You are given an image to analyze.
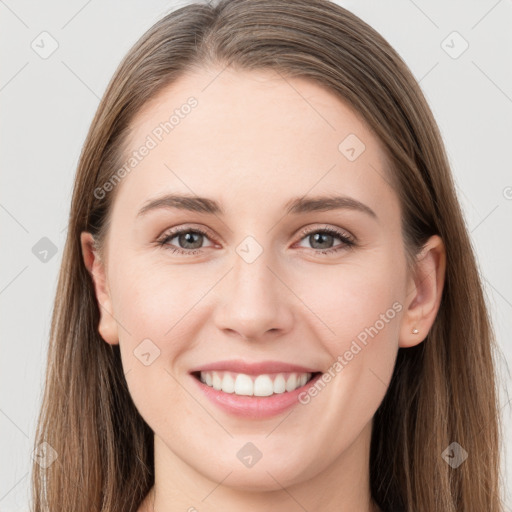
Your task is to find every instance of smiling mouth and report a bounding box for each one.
[191,370,321,397]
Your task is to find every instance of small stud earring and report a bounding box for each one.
[412,328,419,334]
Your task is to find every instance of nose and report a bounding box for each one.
[213,245,294,341]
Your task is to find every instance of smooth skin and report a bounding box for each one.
[81,67,445,512]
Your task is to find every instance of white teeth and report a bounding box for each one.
[222,373,235,393]
[254,375,273,396]
[198,371,313,396]
[212,371,222,390]
[285,373,297,392]
[273,374,286,394]
[234,374,253,395]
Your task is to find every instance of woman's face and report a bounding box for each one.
[82,67,437,492]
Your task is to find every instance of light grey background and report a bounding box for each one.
[1,0,511,510]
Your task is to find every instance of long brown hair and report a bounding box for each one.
[31,1,504,510]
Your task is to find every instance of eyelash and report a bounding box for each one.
[156,225,355,256]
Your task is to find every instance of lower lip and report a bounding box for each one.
[190,372,322,419]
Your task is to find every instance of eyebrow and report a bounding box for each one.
[136,193,377,219]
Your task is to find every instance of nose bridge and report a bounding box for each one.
[231,234,278,303]
[213,233,292,339]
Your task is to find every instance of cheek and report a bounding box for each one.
[296,253,404,353]
[315,254,404,403]
[110,257,204,337]
[294,252,404,422]
[109,260,202,431]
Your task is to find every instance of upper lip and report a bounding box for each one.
[189,359,321,376]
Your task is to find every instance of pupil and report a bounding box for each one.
[180,232,202,249]
[312,233,332,249]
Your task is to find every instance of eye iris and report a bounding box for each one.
[179,232,203,249]
[310,232,334,250]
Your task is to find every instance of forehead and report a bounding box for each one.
[112,66,397,221]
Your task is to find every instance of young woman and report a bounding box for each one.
[31,0,504,511]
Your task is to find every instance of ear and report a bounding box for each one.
[80,232,119,345]
[399,234,446,348]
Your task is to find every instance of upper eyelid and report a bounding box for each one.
[159,224,217,242]
[298,225,354,240]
